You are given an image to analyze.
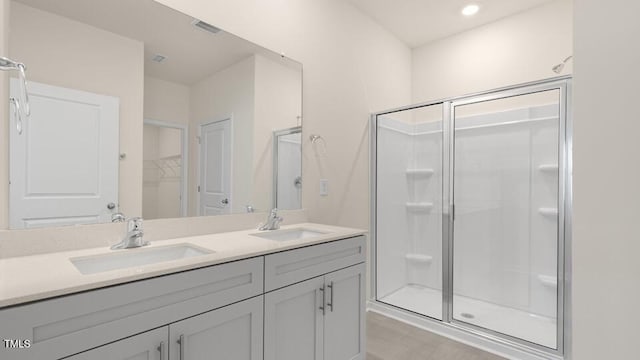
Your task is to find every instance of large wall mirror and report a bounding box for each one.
[5,0,302,229]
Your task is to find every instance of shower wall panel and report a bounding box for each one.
[453,94,560,348]
[376,117,412,299]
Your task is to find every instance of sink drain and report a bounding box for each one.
[460,312,475,319]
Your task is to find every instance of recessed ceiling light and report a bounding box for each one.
[461,4,480,16]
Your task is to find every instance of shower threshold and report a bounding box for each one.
[379,285,556,349]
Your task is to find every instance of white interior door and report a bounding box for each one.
[9,79,119,229]
[199,119,231,216]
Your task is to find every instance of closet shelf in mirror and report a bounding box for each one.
[143,158,181,179]
[406,168,435,177]
[538,164,559,173]
[405,253,433,264]
[406,202,433,212]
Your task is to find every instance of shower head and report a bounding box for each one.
[552,55,573,74]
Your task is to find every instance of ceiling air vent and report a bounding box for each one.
[191,19,222,35]
[151,54,167,63]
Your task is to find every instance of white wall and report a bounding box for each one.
[412,0,573,103]
[144,76,190,125]
[572,0,640,358]
[156,0,412,230]
[8,2,144,217]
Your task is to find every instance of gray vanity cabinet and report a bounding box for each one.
[169,296,263,360]
[64,327,168,360]
[264,276,326,360]
[65,296,263,360]
[0,235,365,360]
[264,264,365,360]
[323,264,366,360]
[263,236,366,360]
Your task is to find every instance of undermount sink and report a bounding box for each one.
[70,243,213,275]
[250,228,328,241]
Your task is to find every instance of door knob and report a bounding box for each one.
[221,198,229,205]
[107,202,116,210]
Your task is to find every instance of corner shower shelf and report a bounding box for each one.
[538,207,558,217]
[406,168,435,177]
[405,253,433,264]
[538,275,557,289]
[406,202,434,212]
[538,164,559,173]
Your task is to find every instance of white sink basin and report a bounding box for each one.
[70,243,213,275]
[251,228,328,241]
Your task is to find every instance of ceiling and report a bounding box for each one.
[15,0,300,85]
[344,0,558,48]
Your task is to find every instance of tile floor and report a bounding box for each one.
[367,311,506,360]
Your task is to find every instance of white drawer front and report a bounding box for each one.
[264,236,366,292]
[0,256,263,360]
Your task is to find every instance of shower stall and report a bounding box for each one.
[370,77,570,358]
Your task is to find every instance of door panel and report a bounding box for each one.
[452,89,560,348]
[65,327,167,360]
[264,276,325,360]
[199,119,231,215]
[9,79,119,229]
[324,264,365,360]
[170,296,263,360]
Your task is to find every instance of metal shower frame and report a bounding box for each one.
[369,76,572,359]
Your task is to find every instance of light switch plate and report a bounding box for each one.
[319,179,329,196]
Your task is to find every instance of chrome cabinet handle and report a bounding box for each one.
[318,285,326,315]
[327,281,334,312]
[157,341,166,360]
[177,334,186,360]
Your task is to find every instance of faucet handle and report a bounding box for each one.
[127,217,143,232]
[111,212,125,223]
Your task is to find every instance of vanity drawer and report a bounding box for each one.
[264,235,366,292]
[0,256,263,360]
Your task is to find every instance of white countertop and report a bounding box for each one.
[0,223,366,309]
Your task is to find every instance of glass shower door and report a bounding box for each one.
[375,103,444,320]
[451,89,562,349]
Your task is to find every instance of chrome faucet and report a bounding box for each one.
[259,208,283,231]
[111,217,148,250]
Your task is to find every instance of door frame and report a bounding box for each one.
[369,75,572,359]
[197,115,233,216]
[143,119,188,217]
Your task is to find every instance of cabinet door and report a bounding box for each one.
[324,264,366,360]
[169,296,263,360]
[264,276,325,360]
[64,327,168,360]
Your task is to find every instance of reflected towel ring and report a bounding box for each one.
[309,134,327,157]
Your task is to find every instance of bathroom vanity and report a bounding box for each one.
[0,224,366,360]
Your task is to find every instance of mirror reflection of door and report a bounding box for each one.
[142,120,187,220]
[199,118,232,216]
[9,79,119,229]
[273,127,302,210]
